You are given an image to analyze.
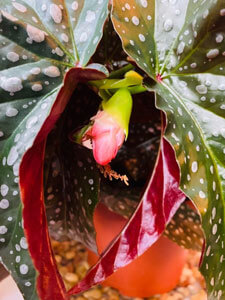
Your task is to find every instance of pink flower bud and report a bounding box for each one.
[86,110,125,165]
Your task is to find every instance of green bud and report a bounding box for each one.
[102,87,133,138]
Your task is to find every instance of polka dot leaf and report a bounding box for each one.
[45,143,100,252]
[0,0,109,299]
[44,84,101,253]
[0,86,63,300]
[164,202,204,251]
[112,0,225,298]
[1,0,109,66]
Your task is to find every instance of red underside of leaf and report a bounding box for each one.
[20,139,68,300]
[19,85,73,300]
[68,137,186,296]
[19,68,107,300]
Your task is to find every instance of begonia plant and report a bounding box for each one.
[0,0,224,299]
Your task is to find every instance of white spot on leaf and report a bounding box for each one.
[0,184,9,197]
[27,25,45,43]
[210,277,215,287]
[20,264,29,275]
[216,33,224,43]
[13,162,19,176]
[212,224,217,235]
[12,2,27,13]
[20,237,28,249]
[0,199,9,209]
[190,63,197,68]
[50,4,62,24]
[26,116,38,129]
[44,66,60,77]
[0,226,7,234]
[178,107,183,116]
[1,11,18,22]
[41,4,47,11]
[177,42,185,54]
[138,34,145,42]
[85,10,96,23]
[32,84,42,92]
[6,107,19,117]
[191,161,198,173]
[80,32,88,42]
[72,1,78,11]
[132,16,139,26]
[196,84,207,94]
[206,245,211,256]
[220,9,225,16]
[188,131,194,142]
[61,33,69,42]
[163,19,173,32]
[1,77,22,93]
[7,52,19,62]
[30,67,41,75]
[25,282,31,287]
[206,49,219,59]
[55,47,64,57]
[7,146,18,166]
[199,191,206,199]
[212,207,216,220]
[140,0,148,8]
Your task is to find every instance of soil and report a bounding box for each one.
[52,240,207,300]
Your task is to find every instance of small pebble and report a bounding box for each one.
[64,272,79,283]
[83,288,102,299]
[52,240,206,300]
[191,290,207,300]
[65,251,76,260]
[58,266,68,275]
[76,262,89,279]
[176,287,189,297]
[55,255,62,264]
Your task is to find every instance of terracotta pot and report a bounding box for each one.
[88,203,187,298]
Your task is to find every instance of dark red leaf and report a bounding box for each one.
[19,67,107,300]
[68,137,186,296]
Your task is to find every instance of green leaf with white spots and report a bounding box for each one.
[1,0,109,66]
[164,202,204,251]
[0,0,109,299]
[0,88,61,300]
[100,185,139,219]
[63,0,109,65]
[45,143,100,251]
[44,84,101,253]
[112,0,225,298]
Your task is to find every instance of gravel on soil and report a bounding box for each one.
[51,240,207,300]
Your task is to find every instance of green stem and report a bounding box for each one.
[108,64,134,79]
[99,89,112,101]
[128,85,147,94]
